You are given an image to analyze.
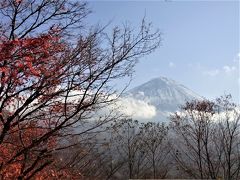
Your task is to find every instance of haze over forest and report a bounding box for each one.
[0,0,239,179]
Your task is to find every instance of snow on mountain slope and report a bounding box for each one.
[125,76,203,121]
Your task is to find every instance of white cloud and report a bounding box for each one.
[203,65,237,77]
[176,107,240,123]
[187,62,202,69]
[169,62,175,68]
[116,97,156,120]
[223,65,236,74]
[203,69,220,77]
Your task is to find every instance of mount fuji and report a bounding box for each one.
[125,76,203,121]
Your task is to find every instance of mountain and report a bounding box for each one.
[125,76,203,121]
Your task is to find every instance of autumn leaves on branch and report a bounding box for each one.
[0,0,161,179]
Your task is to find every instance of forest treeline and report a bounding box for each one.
[58,95,240,179]
[0,1,239,179]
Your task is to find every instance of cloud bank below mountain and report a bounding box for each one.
[116,97,157,120]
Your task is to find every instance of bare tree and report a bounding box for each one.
[105,119,170,179]
[170,96,240,179]
[215,95,240,180]
[139,122,170,179]
[0,0,161,178]
[108,119,142,179]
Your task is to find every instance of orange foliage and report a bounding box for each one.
[0,33,82,179]
[0,34,65,82]
[0,121,81,179]
[0,122,48,178]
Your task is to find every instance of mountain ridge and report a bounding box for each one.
[125,76,203,121]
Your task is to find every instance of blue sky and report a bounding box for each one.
[87,1,239,102]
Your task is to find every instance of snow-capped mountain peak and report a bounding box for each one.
[125,76,203,121]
